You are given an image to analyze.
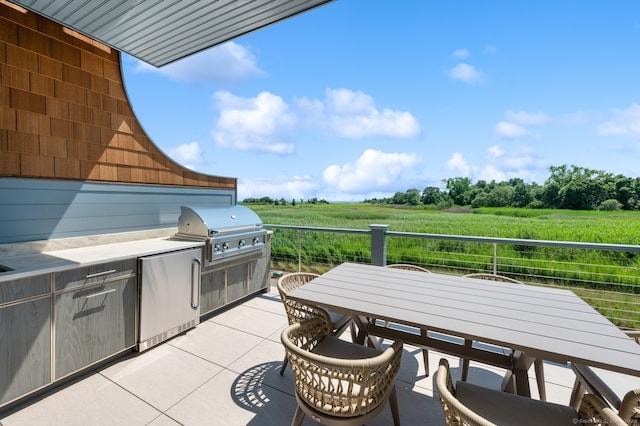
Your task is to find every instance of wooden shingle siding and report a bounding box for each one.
[0,177,235,244]
[0,2,235,190]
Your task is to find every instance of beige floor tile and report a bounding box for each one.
[168,320,264,367]
[240,290,287,316]
[166,369,298,426]
[0,373,159,426]
[100,343,223,412]
[209,304,287,338]
[147,414,183,425]
[228,338,296,395]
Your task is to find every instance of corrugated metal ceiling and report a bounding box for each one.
[9,0,333,67]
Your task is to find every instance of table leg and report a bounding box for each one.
[503,350,533,397]
[352,315,380,348]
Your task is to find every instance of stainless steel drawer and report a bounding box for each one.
[54,259,136,292]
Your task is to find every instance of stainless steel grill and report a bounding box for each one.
[174,205,267,264]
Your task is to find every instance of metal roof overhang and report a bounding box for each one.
[9,0,333,67]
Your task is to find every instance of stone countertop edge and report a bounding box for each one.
[0,237,205,282]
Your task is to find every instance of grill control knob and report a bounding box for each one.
[239,240,245,247]
[214,243,221,251]
[252,237,260,244]
[222,242,229,250]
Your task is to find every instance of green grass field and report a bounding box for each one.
[246,203,640,329]
[248,203,640,244]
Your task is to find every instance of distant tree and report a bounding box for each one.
[444,177,472,206]
[421,186,447,205]
[541,181,562,208]
[392,191,406,204]
[599,199,622,211]
[405,188,422,206]
[471,192,489,208]
[512,182,533,207]
[485,185,514,207]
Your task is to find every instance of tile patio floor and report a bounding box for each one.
[1,283,582,426]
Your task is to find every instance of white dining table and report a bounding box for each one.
[287,262,640,397]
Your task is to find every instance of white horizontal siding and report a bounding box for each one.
[0,178,235,244]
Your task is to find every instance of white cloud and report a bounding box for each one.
[297,88,421,138]
[477,145,540,182]
[446,153,472,176]
[132,42,265,84]
[450,63,482,84]
[495,121,530,139]
[598,103,640,136]
[447,146,545,184]
[495,110,551,140]
[505,110,550,125]
[322,149,421,193]
[453,49,470,58]
[212,91,296,154]
[211,88,421,154]
[237,176,319,201]
[166,142,202,169]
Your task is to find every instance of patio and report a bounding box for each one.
[0,280,583,425]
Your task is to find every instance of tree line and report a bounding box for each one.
[364,164,640,211]
[242,196,330,205]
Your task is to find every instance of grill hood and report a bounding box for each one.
[174,205,267,263]
[176,205,263,238]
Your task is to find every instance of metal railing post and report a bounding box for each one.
[297,229,301,272]
[493,243,497,274]
[369,224,389,266]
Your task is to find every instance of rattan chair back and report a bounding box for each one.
[619,389,640,424]
[277,272,331,333]
[282,318,402,425]
[436,358,626,426]
[463,272,523,284]
[385,263,431,273]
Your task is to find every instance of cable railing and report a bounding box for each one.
[265,223,640,331]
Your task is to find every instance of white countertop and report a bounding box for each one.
[0,238,204,281]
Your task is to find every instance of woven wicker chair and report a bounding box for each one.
[277,272,355,375]
[463,272,522,284]
[569,332,639,425]
[461,272,547,401]
[385,263,431,273]
[282,317,403,425]
[436,358,626,426]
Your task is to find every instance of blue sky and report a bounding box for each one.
[121,1,640,202]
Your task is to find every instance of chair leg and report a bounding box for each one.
[291,406,305,426]
[280,354,288,375]
[389,386,401,426]
[534,359,546,401]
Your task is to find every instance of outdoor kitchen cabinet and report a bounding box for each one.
[0,274,52,407]
[53,259,137,379]
[199,250,270,316]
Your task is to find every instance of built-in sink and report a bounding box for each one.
[0,264,14,273]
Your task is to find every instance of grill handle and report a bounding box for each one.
[191,257,201,309]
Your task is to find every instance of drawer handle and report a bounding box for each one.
[85,288,116,299]
[85,269,117,279]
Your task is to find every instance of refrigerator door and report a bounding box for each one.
[138,247,202,351]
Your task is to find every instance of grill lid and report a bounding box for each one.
[176,205,263,238]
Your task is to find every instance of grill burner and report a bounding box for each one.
[174,205,266,263]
